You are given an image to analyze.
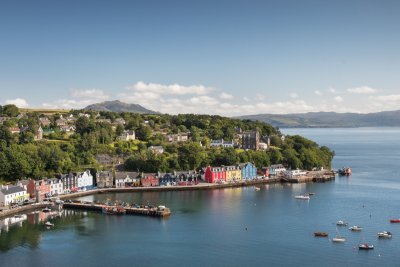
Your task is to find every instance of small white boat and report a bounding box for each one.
[295,195,310,200]
[349,225,363,231]
[255,187,261,191]
[378,231,392,238]
[332,236,346,242]
[45,221,54,227]
[336,220,348,226]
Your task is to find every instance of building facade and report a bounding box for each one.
[242,130,260,150]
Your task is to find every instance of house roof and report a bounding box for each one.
[115,171,138,180]
[0,185,26,195]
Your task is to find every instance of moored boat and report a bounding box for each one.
[45,221,54,227]
[378,231,392,238]
[390,219,400,223]
[359,243,374,250]
[314,232,328,237]
[42,207,51,213]
[255,187,261,191]
[338,167,352,176]
[349,225,363,231]
[295,195,310,200]
[332,236,346,242]
[102,206,126,215]
[336,220,348,226]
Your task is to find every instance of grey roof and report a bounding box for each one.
[1,185,26,195]
[115,171,139,180]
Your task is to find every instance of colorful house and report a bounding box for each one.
[35,179,52,198]
[204,166,226,183]
[47,178,63,196]
[158,173,178,186]
[140,173,159,187]
[224,166,242,182]
[239,162,257,180]
[174,170,198,185]
[258,167,270,178]
[115,172,140,188]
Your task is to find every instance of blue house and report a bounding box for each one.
[240,162,257,180]
[158,173,178,186]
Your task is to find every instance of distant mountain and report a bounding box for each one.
[84,100,157,114]
[237,110,400,128]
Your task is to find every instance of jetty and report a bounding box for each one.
[62,202,171,217]
[281,170,335,183]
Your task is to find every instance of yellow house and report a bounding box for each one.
[224,166,242,182]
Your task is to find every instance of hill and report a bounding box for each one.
[84,100,157,114]
[237,110,400,128]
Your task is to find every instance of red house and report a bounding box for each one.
[140,173,159,187]
[204,166,226,183]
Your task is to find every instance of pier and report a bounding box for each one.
[62,202,171,217]
[281,170,335,183]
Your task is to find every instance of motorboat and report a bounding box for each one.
[349,225,363,231]
[45,221,54,227]
[295,195,310,200]
[332,236,346,242]
[378,231,392,238]
[255,187,261,191]
[314,232,328,237]
[102,206,126,215]
[359,243,374,250]
[390,219,400,223]
[336,220,348,226]
[338,167,352,176]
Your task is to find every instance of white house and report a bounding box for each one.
[210,139,234,148]
[115,172,139,188]
[148,146,164,154]
[285,169,307,178]
[47,178,63,196]
[118,130,135,141]
[269,164,287,176]
[0,185,29,206]
[76,170,94,191]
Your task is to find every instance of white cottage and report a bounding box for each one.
[47,178,64,196]
[76,170,94,191]
[0,185,29,206]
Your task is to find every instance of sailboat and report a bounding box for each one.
[332,227,346,242]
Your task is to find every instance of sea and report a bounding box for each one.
[1,127,400,267]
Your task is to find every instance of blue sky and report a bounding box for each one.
[1,0,400,115]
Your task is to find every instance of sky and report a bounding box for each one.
[1,0,400,116]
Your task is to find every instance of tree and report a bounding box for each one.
[2,104,19,117]
[115,124,124,137]
[136,125,152,141]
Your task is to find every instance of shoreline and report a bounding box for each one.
[1,172,334,219]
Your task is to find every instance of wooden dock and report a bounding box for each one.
[62,202,171,217]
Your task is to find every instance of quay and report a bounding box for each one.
[62,202,172,217]
[281,170,336,183]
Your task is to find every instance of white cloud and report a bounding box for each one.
[315,90,322,96]
[334,96,343,102]
[243,97,250,102]
[373,94,400,102]
[70,89,109,100]
[327,88,336,93]
[289,93,298,99]
[6,98,29,108]
[347,86,377,94]
[126,81,212,95]
[219,92,233,100]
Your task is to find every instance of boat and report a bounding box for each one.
[295,195,310,200]
[378,231,392,238]
[102,206,126,215]
[336,220,348,226]
[332,236,346,242]
[314,232,328,237]
[349,225,363,231]
[255,187,261,191]
[42,207,51,213]
[390,219,400,223]
[45,221,54,227]
[338,167,352,176]
[359,243,374,250]
[308,192,316,196]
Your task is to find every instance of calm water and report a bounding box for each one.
[1,127,400,267]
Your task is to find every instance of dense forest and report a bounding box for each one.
[0,104,334,182]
